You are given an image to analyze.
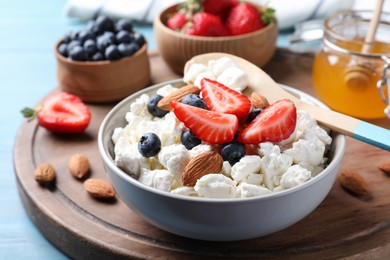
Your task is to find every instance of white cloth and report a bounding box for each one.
[63,0,179,22]
[63,0,390,29]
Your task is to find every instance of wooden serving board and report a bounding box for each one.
[14,51,390,259]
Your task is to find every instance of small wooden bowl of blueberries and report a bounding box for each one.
[55,15,150,103]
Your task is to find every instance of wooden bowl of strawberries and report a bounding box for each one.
[154,0,278,74]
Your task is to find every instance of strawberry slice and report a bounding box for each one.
[237,99,297,144]
[21,92,91,133]
[200,78,251,121]
[170,101,238,144]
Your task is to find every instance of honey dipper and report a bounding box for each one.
[344,0,385,88]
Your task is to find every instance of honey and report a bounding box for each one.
[312,10,390,119]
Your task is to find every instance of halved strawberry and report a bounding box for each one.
[200,78,251,121]
[170,101,238,144]
[237,99,296,144]
[21,92,91,133]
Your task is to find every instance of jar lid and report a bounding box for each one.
[289,19,324,53]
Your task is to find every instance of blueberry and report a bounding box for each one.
[63,31,79,43]
[83,39,97,56]
[116,30,132,44]
[221,142,246,166]
[103,31,116,41]
[138,133,161,158]
[181,130,201,150]
[94,15,115,34]
[247,108,263,123]
[66,40,81,54]
[69,45,88,61]
[62,32,72,43]
[91,51,104,61]
[85,20,98,35]
[147,94,169,117]
[116,18,133,32]
[105,44,122,60]
[182,94,207,109]
[118,43,139,57]
[132,32,145,47]
[97,32,115,51]
[78,30,95,44]
[58,43,68,57]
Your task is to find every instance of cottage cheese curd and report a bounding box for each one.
[184,57,249,92]
[112,57,332,199]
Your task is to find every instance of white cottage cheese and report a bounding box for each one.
[184,57,249,92]
[194,174,237,198]
[112,58,332,199]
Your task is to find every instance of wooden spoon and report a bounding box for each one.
[184,52,390,151]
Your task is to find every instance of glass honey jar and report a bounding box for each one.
[313,10,390,119]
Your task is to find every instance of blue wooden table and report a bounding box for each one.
[0,1,291,258]
[0,1,154,258]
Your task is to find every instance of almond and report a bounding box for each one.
[251,92,269,109]
[34,163,56,184]
[182,151,223,187]
[83,178,115,199]
[68,154,90,179]
[157,85,200,110]
[377,160,390,175]
[337,169,369,196]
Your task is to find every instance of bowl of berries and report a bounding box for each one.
[153,0,278,74]
[55,16,150,103]
[98,53,346,241]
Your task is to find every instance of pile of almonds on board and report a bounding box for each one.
[337,160,390,197]
[34,154,115,201]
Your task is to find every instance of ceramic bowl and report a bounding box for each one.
[54,41,151,103]
[98,79,346,241]
[153,4,278,74]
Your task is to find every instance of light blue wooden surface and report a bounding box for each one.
[0,1,291,258]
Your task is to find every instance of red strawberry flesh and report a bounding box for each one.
[167,12,188,30]
[237,99,297,144]
[225,3,265,35]
[200,78,251,121]
[171,101,238,144]
[203,0,238,16]
[185,12,229,37]
[37,92,91,133]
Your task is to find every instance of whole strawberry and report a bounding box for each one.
[185,12,229,36]
[21,92,91,133]
[202,0,238,17]
[167,12,189,31]
[225,3,264,35]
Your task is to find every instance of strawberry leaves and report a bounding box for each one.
[21,107,41,121]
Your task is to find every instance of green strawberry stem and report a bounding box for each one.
[179,0,203,17]
[262,7,276,25]
[21,106,41,122]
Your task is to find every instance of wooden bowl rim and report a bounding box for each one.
[54,40,148,66]
[154,3,278,41]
